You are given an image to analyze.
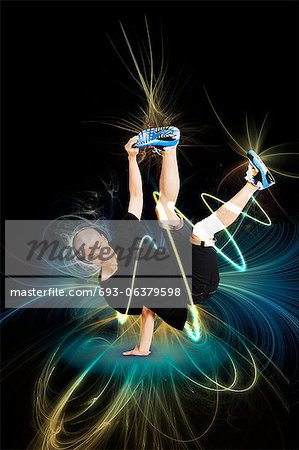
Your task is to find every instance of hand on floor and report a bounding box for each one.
[122,345,151,356]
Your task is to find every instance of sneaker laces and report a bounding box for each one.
[245,163,258,185]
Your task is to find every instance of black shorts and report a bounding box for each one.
[191,244,219,302]
[123,214,220,303]
[162,219,220,303]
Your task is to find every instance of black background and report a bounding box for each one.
[1,1,298,450]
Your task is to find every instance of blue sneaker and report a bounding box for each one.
[134,126,180,155]
[245,150,275,190]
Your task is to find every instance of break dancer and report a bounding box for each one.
[73,127,275,356]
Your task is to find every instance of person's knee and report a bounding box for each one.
[193,214,224,241]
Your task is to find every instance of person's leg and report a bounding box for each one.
[123,307,155,356]
[192,182,259,242]
[155,148,181,224]
[191,182,259,301]
[215,182,258,227]
[192,151,276,243]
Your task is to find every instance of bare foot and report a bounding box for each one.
[122,345,151,356]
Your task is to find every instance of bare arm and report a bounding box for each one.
[125,136,143,220]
